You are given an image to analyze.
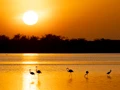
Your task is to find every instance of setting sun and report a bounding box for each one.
[22,10,38,25]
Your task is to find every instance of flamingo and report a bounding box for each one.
[66,68,74,73]
[107,70,112,75]
[29,69,35,75]
[66,68,74,77]
[84,70,89,77]
[36,66,42,74]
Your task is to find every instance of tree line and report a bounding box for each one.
[0,34,120,53]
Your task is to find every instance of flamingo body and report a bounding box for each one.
[36,66,42,74]
[37,70,42,74]
[29,69,35,75]
[107,70,112,75]
[84,70,89,77]
[86,71,89,74]
[66,68,74,73]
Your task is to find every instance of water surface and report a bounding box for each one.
[0,53,120,90]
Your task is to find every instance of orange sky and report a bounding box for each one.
[0,0,120,40]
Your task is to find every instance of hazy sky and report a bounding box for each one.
[0,0,120,40]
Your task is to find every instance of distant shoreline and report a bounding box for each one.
[0,34,120,53]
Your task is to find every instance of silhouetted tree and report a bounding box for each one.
[20,35,28,41]
[0,34,120,53]
[29,36,39,41]
[12,34,21,40]
[0,35,9,41]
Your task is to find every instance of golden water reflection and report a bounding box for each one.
[22,66,40,90]
[0,64,120,90]
[21,64,120,90]
[23,53,39,56]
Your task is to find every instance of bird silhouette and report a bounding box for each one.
[36,66,42,74]
[66,68,74,77]
[84,70,89,77]
[66,68,74,73]
[29,69,35,75]
[107,70,112,75]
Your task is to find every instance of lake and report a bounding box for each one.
[0,53,120,90]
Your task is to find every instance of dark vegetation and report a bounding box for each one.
[0,34,120,53]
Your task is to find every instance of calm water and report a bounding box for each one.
[0,53,120,90]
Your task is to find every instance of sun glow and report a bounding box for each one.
[23,53,38,56]
[22,61,39,64]
[23,10,38,25]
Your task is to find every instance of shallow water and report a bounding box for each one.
[0,53,120,90]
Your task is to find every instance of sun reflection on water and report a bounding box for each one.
[23,53,39,56]
[22,69,40,90]
[22,53,40,64]
[22,61,39,64]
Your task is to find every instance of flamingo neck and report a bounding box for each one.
[36,67,38,71]
[66,68,69,71]
[29,69,31,72]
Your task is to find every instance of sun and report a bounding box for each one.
[23,10,38,25]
